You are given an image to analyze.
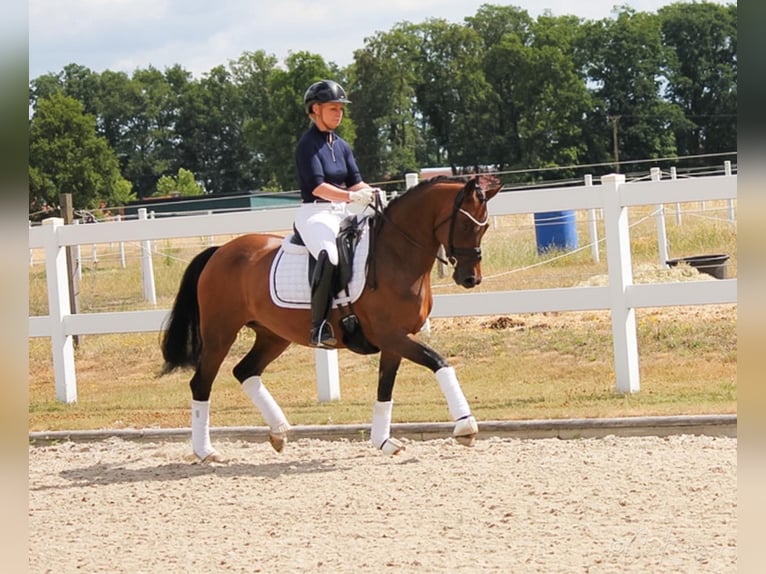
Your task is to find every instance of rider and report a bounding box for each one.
[294,79,377,348]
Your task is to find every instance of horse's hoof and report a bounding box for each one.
[380,437,405,455]
[453,415,479,447]
[454,434,477,447]
[190,451,224,464]
[269,433,287,453]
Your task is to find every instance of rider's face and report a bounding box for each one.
[314,102,345,131]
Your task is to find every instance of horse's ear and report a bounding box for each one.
[483,183,501,201]
[471,175,501,201]
[464,177,479,195]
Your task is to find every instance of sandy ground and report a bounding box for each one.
[29,434,736,573]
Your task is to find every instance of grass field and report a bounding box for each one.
[28,200,737,431]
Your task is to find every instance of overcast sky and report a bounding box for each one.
[29,0,731,80]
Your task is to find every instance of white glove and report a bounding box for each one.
[349,188,375,206]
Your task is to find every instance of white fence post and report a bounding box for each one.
[585,174,600,263]
[724,161,735,221]
[73,220,82,281]
[315,349,340,402]
[138,208,157,305]
[42,217,78,403]
[116,214,127,268]
[671,167,682,225]
[602,174,640,393]
[651,167,669,268]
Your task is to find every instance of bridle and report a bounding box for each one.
[439,185,490,266]
[370,182,490,267]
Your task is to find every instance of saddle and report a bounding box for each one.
[269,215,380,355]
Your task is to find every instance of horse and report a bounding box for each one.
[160,175,501,461]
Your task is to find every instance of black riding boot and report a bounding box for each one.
[309,250,337,348]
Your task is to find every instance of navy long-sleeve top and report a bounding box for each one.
[295,124,363,203]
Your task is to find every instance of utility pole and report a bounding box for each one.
[608,115,621,173]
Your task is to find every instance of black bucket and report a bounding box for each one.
[666,254,730,279]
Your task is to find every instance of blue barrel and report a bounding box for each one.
[533,210,578,254]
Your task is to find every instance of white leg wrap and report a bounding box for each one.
[370,400,393,449]
[242,376,290,434]
[435,366,471,421]
[191,400,216,459]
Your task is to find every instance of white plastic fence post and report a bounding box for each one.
[116,214,127,268]
[724,161,735,221]
[405,172,419,190]
[602,173,640,393]
[651,167,669,268]
[138,208,157,305]
[315,349,341,402]
[150,211,159,253]
[29,220,34,266]
[42,217,78,403]
[585,174,599,263]
[73,220,82,281]
[671,167,681,225]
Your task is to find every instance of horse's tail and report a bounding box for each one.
[160,246,220,375]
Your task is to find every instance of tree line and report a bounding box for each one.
[28,2,736,217]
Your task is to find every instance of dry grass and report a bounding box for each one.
[28,201,737,431]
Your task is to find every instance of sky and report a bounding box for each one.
[29,0,731,81]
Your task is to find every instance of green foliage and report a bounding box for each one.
[28,93,134,214]
[156,168,204,197]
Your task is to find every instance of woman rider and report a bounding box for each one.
[294,79,377,348]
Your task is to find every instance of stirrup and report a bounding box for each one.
[309,320,337,348]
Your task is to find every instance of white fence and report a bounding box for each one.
[29,172,737,403]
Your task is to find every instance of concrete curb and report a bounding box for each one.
[29,414,736,445]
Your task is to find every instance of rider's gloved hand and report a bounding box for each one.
[349,188,375,206]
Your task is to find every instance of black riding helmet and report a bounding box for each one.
[304,80,351,114]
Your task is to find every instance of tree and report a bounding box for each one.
[351,24,423,180]
[659,1,737,159]
[479,11,592,175]
[29,93,134,215]
[229,50,280,190]
[156,168,204,196]
[468,5,534,172]
[582,7,680,168]
[410,19,494,171]
[175,65,250,194]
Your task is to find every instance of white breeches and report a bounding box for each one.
[294,202,349,265]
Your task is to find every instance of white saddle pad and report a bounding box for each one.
[269,223,370,309]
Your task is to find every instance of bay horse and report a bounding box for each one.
[160,175,501,461]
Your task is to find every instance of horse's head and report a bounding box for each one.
[439,176,501,288]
